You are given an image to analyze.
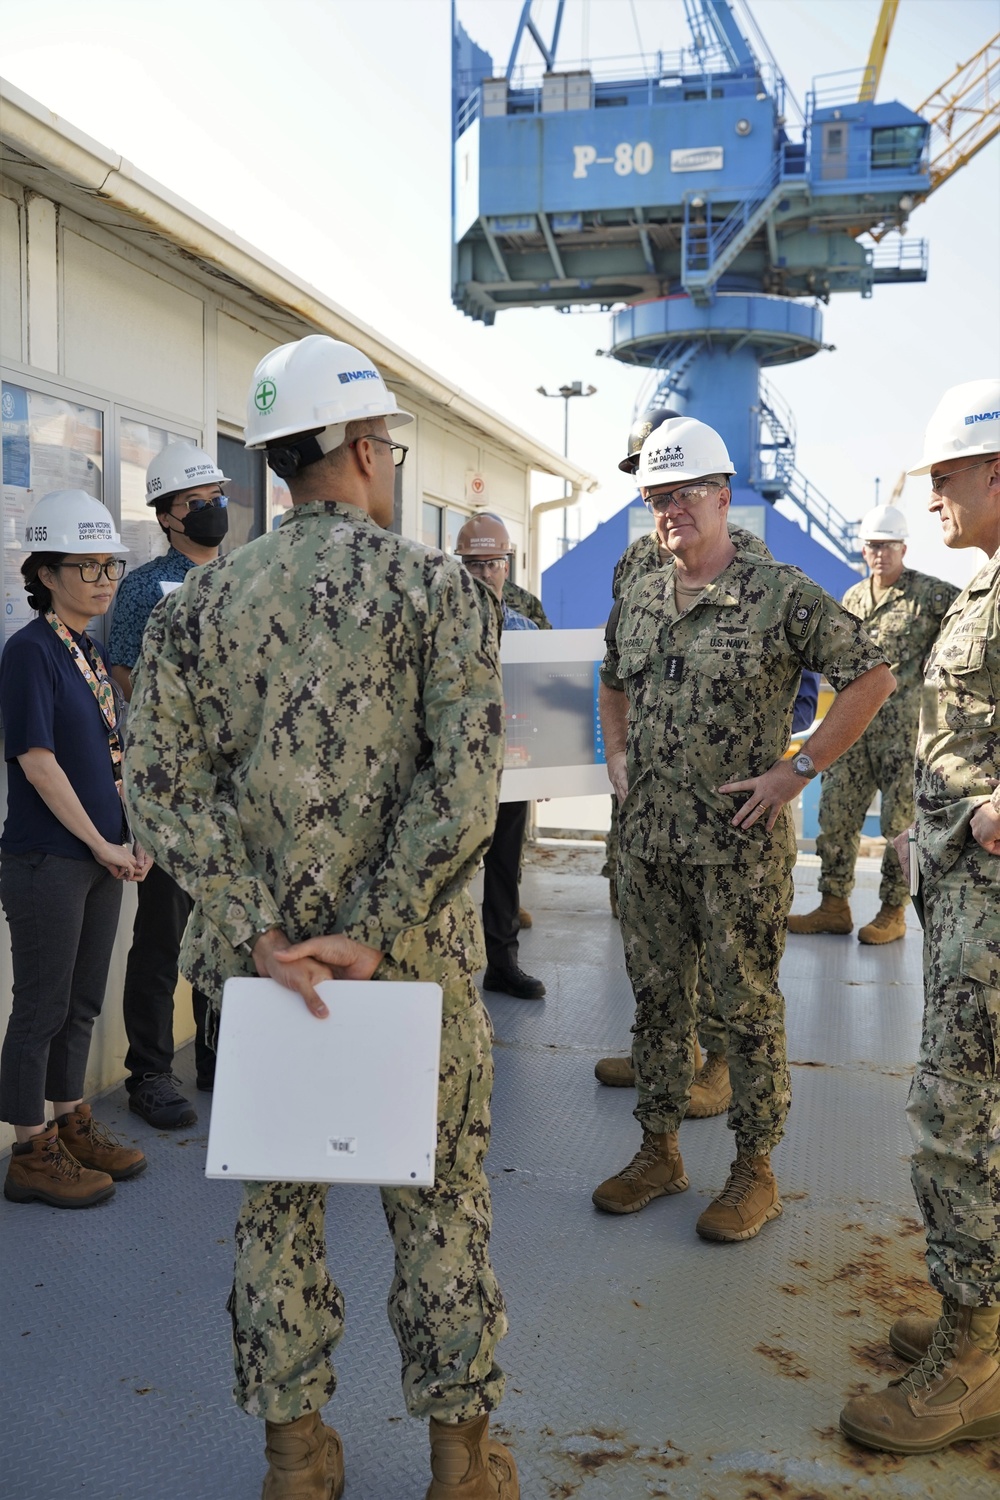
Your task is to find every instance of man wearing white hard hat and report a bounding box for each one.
[108,443,231,1131]
[788,504,957,944]
[593,415,894,1244]
[840,379,1000,1455]
[123,336,517,1498]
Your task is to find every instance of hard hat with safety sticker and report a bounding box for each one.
[908,378,1000,476]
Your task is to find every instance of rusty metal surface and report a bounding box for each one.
[0,851,996,1497]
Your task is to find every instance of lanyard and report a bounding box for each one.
[45,610,124,793]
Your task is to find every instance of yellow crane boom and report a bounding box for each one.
[917,32,1000,194]
[858,0,900,103]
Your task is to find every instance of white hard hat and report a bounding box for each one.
[24,491,128,555]
[907,378,1000,476]
[859,504,908,541]
[636,416,736,488]
[145,442,229,506]
[244,336,413,464]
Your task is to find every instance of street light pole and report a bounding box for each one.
[537,381,597,556]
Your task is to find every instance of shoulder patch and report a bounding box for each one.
[786,591,821,642]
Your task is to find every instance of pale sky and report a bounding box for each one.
[2,0,998,585]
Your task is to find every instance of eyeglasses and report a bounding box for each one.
[55,559,126,583]
[460,556,507,573]
[349,434,409,468]
[929,458,995,494]
[644,481,724,513]
[862,540,904,552]
[172,493,227,513]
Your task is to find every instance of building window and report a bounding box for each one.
[870,124,925,171]
[2,381,104,646]
[421,501,443,549]
[119,417,198,568]
[218,434,265,552]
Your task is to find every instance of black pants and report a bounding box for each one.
[122,861,214,1088]
[482,800,528,970]
[0,851,122,1126]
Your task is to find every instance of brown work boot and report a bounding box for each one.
[695,1154,782,1242]
[262,1410,344,1500]
[517,907,532,930]
[858,903,907,945]
[840,1300,1000,1454]
[3,1123,115,1209]
[57,1103,147,1181]
[889,1309,938,1364]
[687,1051,732,1118]
[787,895,852,935]
[594,1055,634,1087]
[426,1413,519,1499]
[595,1037,703,1090]
[592,1131,688,1214]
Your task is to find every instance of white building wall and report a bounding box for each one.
[0,180,538,1151]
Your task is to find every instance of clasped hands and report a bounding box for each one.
[251,927,384,1018]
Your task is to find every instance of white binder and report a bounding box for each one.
[205,977,442,1186]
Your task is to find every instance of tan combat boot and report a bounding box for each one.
[426,1413,519,1499]
[262,1410,344,1500]
[594,1055,634,1087]
[517,908,532,930]
[695,1154,782,1242]
[840,1300,1000,1454]
[595,1038,702,1091]
[889,1309,938,1363]
[858,903,906,945]
[592,1131,688,1214]
[687,1051,732,1118]
[57,1103,147,1180]
[787,896,852,935]
[3,1123,115,1209]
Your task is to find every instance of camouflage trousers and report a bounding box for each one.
[815,725,914,907]
[618,845,795,1155]
[605,795,726,1055]
[907,847,1000,1305]
[228,980,507,1423]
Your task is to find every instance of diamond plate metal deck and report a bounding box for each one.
[2,849,997,1498]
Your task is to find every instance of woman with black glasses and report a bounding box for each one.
[1,489,147,1208]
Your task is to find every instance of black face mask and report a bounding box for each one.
[167,502,229,546]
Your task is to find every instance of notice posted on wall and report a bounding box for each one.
[499,628,609,802]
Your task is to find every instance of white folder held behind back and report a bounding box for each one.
[205,977,442,1186]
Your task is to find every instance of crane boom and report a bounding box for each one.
[858,0,899,103]
[917,32,1000,194]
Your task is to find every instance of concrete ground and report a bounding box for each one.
[2,848,997,1499]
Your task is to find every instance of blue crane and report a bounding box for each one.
[452,0,999,566]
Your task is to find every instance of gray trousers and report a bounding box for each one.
[0,851,122,1125]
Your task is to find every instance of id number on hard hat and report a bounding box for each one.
[26,525,47,543]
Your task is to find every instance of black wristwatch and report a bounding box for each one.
[791,752,818,780]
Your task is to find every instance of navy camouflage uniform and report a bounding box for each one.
[911,551,1000,1307]
[123,500,508,1424]
[815,568,958,908]
[603,555,886,1151]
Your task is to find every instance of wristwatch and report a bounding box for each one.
[791,752,818,780]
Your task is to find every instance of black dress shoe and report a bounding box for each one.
[483,964,546,1000]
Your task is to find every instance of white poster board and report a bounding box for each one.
[499,627,610,801]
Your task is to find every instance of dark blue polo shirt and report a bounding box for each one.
[1,616,125,860]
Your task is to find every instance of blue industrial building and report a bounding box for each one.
[541,490,860,629]
[453,0,996,580]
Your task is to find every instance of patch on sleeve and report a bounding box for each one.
[605,598,624,652]
[785,592,821,642]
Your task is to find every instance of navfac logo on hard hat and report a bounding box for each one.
[337,369,380,386]
[966,408,1000,425]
